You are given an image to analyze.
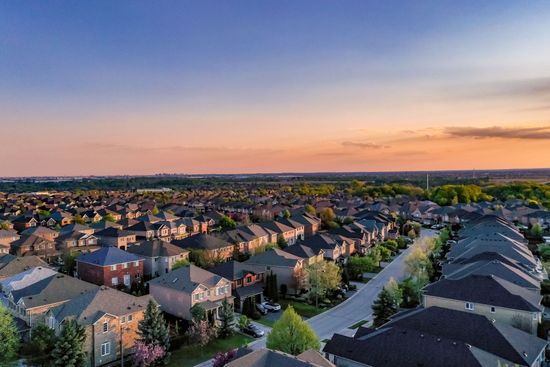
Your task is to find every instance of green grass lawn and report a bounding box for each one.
[543,261,550,274]
[168,334,253,367]
[349,320,368,329]
[279,299,329,318]
[256,317,276,328]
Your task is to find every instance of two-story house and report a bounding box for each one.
[127,240,189,278]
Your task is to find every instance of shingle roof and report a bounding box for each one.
[148,264,224,293]
[171,234,231,251]
[76,246,142,266]
[226,348,329,367]
[127,240,188,258]
[423,274,542,312]
[245,249,302,268]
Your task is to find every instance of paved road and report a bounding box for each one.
[194,229,437,365]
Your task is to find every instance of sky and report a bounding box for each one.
[1,0,550,176]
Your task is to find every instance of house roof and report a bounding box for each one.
[0,255,49,278]
[324,307,546,367]
[209,260,266,281]
[171,234,232,251]
[281,244,323,260]
[423,274,542,312]
[148,264,226,293]
[245,249,302,268]
[53,286,151,324]
[226,348,332,367]
[95,227,134,238]
[76,246,142,266]
[12,273,98,309]
[127,240,188,258]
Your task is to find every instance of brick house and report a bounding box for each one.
[76,247,144,289]
[48,287,151,367]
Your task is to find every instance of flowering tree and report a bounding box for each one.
[212,348,237,367]
[133,341,166,367]
[187,320,215,347]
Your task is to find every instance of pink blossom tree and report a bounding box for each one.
[133,341,166,367]
[212,348,237,367]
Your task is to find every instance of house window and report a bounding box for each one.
[101,342,111,356]
[128,314,133,322]
[490,307,496,313]
[111,277,118,286]
[225,285,230,294]
[124,274,130,287]
[123,262,128,269]
[110,265,117,271]
[102,322,108,333]
[465,302,474,311]
[134,261,139,267]
[121,316,126,324]
[533,313,538,320]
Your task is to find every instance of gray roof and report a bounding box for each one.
[245,249,302,268]
[227,348,330,367]
[148,264,225,293]
[0,255,49,278]
[171,234,232,251]
[423,274,542,312]
[127,240,188,258]
[12,273,98,309]
[53,286,151,324]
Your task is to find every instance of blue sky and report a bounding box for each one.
[1,1,550,175]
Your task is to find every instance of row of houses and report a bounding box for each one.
[324,215,549,367]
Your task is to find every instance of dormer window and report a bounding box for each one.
[110,265,117,271]
[123,262,128,269]
[103,321,108,333]
[465,302,474,311]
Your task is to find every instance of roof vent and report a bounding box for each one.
[465,343,472,349]
[172,277,178,283]
[523,352,528,357]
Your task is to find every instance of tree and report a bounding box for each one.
[372,288,398,327]
[219,297,235,338]
[384,277,403,308]
[103,214,116,223]
[320,208,337,229]
[238,315,250,330]
[0,305,20,363]
[264,272,279,302]
[304,204,316,216]
[532,223,543,239]
[191,303,206,322]
[151,206,160,215]
[277,236,288,249]
[266,306,320,355]
[306,261,341,308]
[61,252,76,276]
[399,277,424,308]
[378,245,392,261]
[219,216,237,231]
[404,247,432,282]
[213,349,237,367]
[171,258,190,271]
[51,319,86,367]
[187,320,215,347]
[133,341,166,367]
[138,300,170,352]
[30,323,56,366]
[280,284,288,299]
[73,214,85,225]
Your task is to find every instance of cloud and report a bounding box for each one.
[450,77,550,101]
[445,125,550,140]
[341,141,390,149]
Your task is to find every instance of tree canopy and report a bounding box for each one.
[266,306,320,355]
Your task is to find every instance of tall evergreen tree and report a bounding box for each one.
[270,273,279,302]
[0,305,20,363]
[51,320,86,367]
[219,297,235,338]
[138,300,171,351]
[372,288,398,327]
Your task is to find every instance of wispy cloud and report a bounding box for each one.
[449,77,550,101]
[341,141,390,149]
[445,125,550,140]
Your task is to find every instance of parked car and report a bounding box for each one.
[256,303,268,315]
[262,301,281,312]
[242,324,265,338]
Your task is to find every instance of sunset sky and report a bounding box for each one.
[1,1,550,176]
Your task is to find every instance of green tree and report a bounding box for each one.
[266,306,320,355]
[61,253,76,276]
[219,298,235,338]
[372,288,397,327]
[282,209,291,218]
[30,323,57,366]
[304,204,316,216]
[51,320,86,367]
[73,214,85,225]
[532,223,543,239]
[264,272,279,302]
[277,236,288,249]
[138,300,170,355]
[0,305,20,363]
[384,277,403,308]
[152,206,160,215]
[103,214,116,223]
[191,303,206,322]
[219,216,237,231]
[306,261,341,308]
[238,315,250,330]
[320,208,337,229]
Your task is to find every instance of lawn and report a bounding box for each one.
[543,261,550,274]
[279,299,329,318]
[256,317,276,328]
[168,334,254,367]
[349,320,368,329]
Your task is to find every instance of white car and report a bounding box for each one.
[261,301,281,312]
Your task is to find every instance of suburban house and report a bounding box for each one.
[172,234,234,262]
[422,274,542,334]
[290,213,321,236]
[2,272,97,327]
[281,245,325,266]
[21,226,59,242]
[10,234,59,260]
[95,227,137,249]
[148,264,233,321]
[227,348,335,367]
[209,260,266,312]
[0,229,20,246]
[76,247,144,289]
[296,234,348,262]
[126,240,189,278]
[0,254,49,280]
[245,249,306,295]
[56,231,99,250]
[260,221,299,246]
[48,287,151,367]
[226,224,274,254]
[323,307,547,367]
[275,217,305,241]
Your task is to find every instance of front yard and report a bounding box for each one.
[167,334,253,367]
